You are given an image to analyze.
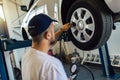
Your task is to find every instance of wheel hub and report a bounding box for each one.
[78,20,84,30]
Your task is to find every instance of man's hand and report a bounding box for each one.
[61,23,71,32]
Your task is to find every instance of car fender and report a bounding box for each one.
[105,0,120,13]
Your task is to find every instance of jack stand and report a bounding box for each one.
[99,43,120,79]
[58,32,69,63]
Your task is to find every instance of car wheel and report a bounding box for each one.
[67,0,113,50]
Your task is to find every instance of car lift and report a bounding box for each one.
[0,38,120,80]
[0,39,32,80]
[99,43,120,79]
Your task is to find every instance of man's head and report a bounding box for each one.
[28,14,57,45]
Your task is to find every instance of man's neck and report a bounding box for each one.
[32,41,49,53]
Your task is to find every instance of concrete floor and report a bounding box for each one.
[63,63,120,80]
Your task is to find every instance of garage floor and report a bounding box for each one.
[0,64,120,80]
[63,63,120,80]
[1,62,120,80]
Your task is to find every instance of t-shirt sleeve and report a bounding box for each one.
[45,63,68,80]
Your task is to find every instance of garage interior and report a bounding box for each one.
[0,0,120,80]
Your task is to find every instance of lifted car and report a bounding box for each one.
[21,0,120,50]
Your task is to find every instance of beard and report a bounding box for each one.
[50,37,56,46]
[50,41,56,45]
[50,39,56,45]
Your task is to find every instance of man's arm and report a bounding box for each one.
[55,23,71,40]
[50,23,71,47]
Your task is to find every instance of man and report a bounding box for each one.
[22,14,70,80]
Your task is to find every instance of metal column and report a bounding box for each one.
[0,52,9,80]
[99,43,120,79]
[0,39,9,80]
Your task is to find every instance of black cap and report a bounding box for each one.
[28,14,57,37]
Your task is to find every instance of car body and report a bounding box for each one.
[105,0,120,13]
[21,0,120,50]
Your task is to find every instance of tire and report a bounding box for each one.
[66,0,113,50]
[61,0,75,24]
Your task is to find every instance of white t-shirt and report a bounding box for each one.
[22,48,68,80]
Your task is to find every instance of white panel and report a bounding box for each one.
[108,23,120,55]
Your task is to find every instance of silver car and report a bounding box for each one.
[21,0,120,50]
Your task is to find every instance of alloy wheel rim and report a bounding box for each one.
[70,8,95,43]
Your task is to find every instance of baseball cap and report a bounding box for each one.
[28,13,57,37]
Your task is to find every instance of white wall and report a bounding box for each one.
[2,0,26,69]
[3,0,26,39]
[108,23,120,55]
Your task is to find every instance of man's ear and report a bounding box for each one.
[44,31,51,40]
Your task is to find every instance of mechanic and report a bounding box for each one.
[22,13,71,80]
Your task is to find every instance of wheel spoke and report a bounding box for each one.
[86,23,94,32]
[76,9,82,20]
[72,29,81,41]
[76,31,81,41]
[71,15,78,23]
[71,27,77,34]
[83,11,91,21]
[83,31,90,41]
